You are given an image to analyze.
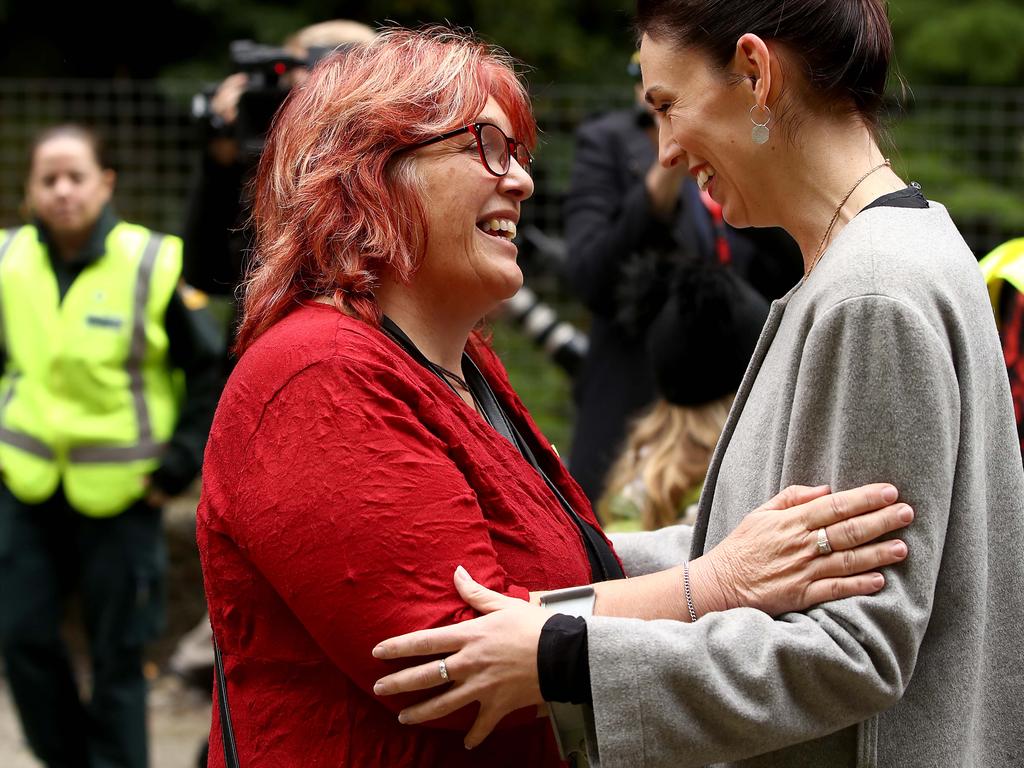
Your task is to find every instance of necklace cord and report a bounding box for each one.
[804,159,892,281]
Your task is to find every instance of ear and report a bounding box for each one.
[99,169,117,202]
[732,33,774,109]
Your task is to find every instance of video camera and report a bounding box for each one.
[192,40,334,161]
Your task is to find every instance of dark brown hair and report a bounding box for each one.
[29,124,113,172]
[636,0,893,131]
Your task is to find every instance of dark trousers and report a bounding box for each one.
[0,485,165,768]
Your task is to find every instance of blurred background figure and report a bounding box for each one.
[562,52,801,505]
[979,236,1024,459]
[0,125,220,768]
[600,258,768,531]
[181,20,377,364]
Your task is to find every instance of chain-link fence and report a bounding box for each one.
[3,80,1022,250]
[3,79,1023,447]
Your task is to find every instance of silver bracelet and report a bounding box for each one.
[683,562,698,623]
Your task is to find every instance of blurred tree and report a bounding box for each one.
[892,0,1024,87]
[887,0,1024,253]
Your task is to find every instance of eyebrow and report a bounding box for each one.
[644,87,666,106]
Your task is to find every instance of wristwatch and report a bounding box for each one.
[539,585,597,766]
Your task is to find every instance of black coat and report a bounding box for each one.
[563,108,800,504]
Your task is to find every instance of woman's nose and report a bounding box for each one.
[499,158,534,201]
[54,176,75,197]
[658,124,686,169]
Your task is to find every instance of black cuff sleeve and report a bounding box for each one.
[537,614,592,705]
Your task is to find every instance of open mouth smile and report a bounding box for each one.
[695,166,716,193]
[476,218,517,241]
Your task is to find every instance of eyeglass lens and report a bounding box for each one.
[478,124,509,175]
[478,124,530,176]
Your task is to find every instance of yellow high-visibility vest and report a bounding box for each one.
[980,238,1024,328]
[0,222,182,516]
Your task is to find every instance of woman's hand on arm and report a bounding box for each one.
[594,482,912,620]
[372,482,912,746]
[373,566,551,749]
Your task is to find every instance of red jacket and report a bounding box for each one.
[198,303,616,766]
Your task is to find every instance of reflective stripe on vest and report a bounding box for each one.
[0,223,181,515]
[0,231,47,457]
[62,233,166,464]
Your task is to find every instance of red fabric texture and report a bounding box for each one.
[197,303,617,767]
[1001,287,1024,456]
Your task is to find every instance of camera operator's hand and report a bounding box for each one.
[211,72,248,126]
[208,72,249,166]
[645,155,689,222]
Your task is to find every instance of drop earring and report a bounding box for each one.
[750,104,771,145]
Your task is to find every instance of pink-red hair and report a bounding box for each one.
[235,26,537,354]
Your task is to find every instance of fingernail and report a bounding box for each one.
[373,681,384,695]
[882,486,898,503]
[465,742,474,750]
[814,484,830,491]
[891,541,908,558]
[372,644,385,658]
[398,711,409,724]
[872,574,884,588]
[455,565,468,580]
[898,505,914,523]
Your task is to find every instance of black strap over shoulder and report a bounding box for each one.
[380,315,623,583]
[214,635,240,768]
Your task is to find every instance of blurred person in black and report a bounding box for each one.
[182,20,377,362]
[564,53,801,504]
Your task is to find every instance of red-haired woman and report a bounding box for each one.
[197,27,913,767]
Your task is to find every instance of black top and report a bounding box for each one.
[862,182,928,211]
[537,183,931,705]
[11,207,225,495]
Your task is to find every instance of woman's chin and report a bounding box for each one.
[483,270,524,314]
[719,204,750,230]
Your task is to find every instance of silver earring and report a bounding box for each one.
[750,104,771,145]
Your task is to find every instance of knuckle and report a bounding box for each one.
[829,494,847,519]
[845,518,864,545]
[842,549,857,574]
[830,579,845,602]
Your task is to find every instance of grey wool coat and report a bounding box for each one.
[590,202,1024,767]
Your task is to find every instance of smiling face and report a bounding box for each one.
[639,33,774,229]
[26,134,114,241]
[410,96,534,320]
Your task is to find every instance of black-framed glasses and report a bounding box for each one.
[404,122,533,177]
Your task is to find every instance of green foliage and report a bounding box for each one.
[886,2,1024,246]
[150,0,637,85]
[894,147,1024,233]
[899,1,1024,86]
[488,322,575,455]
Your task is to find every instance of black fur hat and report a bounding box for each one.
[647,259,770,406]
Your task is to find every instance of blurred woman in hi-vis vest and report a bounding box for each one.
[0,124,221,768]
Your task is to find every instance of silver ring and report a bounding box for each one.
[816,527,833,556]
[438,658,449,682]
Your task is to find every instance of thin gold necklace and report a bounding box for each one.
[803,159,891,282]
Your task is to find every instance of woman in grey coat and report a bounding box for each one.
[373,2,1024,766]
